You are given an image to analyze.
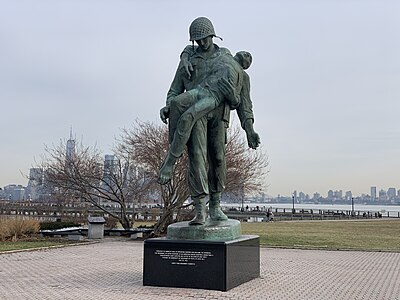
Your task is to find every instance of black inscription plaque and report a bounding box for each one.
[143,235,260,291]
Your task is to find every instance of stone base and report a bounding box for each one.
[68,234,84,241]
[167,219,241,241]
[143,235,260,291]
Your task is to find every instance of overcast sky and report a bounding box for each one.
[1,0,399,197]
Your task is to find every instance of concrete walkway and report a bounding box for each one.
[0,239,399,300]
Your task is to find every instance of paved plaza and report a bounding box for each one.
[0,238,399,300]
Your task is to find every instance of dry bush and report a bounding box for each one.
[0,217,40,241]
[105,216,119,229]
[0,218,11,241]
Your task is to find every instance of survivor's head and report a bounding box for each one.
[234,51,252,70]
[189,17,222,52]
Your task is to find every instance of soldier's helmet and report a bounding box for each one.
[189,17,222,41]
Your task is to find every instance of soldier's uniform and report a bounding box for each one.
[167,47,244,157]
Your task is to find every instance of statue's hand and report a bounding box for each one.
[219,78,239,108]
[246,129,261,149]
[160,106,170,124]
[180,57,193,79]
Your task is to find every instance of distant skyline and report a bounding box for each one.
[1,0,399,197]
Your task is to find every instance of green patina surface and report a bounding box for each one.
[167,219,241,241]
[158,17,260,230]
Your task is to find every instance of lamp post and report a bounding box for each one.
[241,182,245,212]
[351,197,354,216]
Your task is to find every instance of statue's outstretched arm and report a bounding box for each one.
[237,72,260,149]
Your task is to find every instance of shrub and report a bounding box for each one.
[105,217,119,229]
[0,218,10,241]
[0,217,40,241]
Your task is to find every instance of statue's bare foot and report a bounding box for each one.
[157,163,173,185]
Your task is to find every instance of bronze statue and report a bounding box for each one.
[158,50,252,184]
[159,17,260,226]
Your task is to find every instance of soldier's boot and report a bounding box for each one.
[209,192,228,221]
[189,198,206,225]
[158,152,178,185]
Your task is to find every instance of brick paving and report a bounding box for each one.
[0,239,399,300]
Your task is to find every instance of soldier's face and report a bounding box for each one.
[195,36,213,51]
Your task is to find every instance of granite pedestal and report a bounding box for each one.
[143,235,260,291]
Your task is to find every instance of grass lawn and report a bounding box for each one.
[2,219,399,253]
[134,221,156,228]
[0,237,84,252]
[241,219,400,252]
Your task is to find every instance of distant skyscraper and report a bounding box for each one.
[26,168,44,200]
[334,190,343,200]
[66,128,75,160]
[371,186,377,201]
[379,189,387,201]
[387,188,396,200]
[345,191,352,200]
[65,128,76,172]
[4,184,25,201]
[103,154,117,190]
[313,192,320,200]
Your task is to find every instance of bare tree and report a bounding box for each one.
[41,140,146,230]
[119,121,189,236]
[225,125,269,196]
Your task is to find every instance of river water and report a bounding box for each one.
[222,202,400,213]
